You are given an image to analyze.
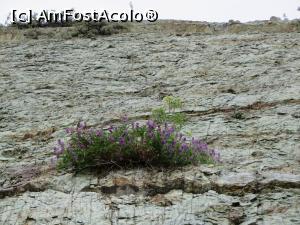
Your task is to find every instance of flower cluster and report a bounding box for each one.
[52,120,220,170]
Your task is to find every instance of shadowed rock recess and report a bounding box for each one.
[0,21,300,225]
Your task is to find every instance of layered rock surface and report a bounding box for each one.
[0,22,300,224]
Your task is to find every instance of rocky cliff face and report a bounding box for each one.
[0,22,300,224]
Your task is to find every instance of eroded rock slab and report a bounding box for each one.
[1,22,300,224]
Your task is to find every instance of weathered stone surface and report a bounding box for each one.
[1,21,300,224]
[213,172,257,195]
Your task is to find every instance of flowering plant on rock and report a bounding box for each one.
[52,97,220,171]
[53,120,220,171]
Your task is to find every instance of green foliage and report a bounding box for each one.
[151,96,186,130]
[52,96,221,172]
[163,96,183,113]
[168,112,186,129]
[53,120,219,172]
[9,14,128,39]
[151,107,168,124]
[232,111,245,120]
[70,22,127,38]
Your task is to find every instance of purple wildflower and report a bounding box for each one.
[108,125,114,133]
[164,123,168,129]
[147,120,155,129]
[65,127,74,134]
[179,133,183,140]
[78,121,86,129]
[148,131,154,139]
[53,146,63,155]
[171,140,176,146]
[180,143,189,152]
[58,139,64,148]
[96,129,103,137]
[53,139,65,156]
[109,135,115,142]
[54,140,65,156]
[211,149,221,162]
[52,117,221,170]
[119,137,126,145]
[168,126,175,133]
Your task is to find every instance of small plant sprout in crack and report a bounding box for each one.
[163,96,183,113]
[232,111,245,120]
[152,96,186,130]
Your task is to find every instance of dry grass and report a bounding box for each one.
[132,20,300,35]
[0,22,129,42]
[0,27,24,43]
[0,20,299,43]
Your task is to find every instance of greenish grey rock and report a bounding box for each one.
[0,21,300,224]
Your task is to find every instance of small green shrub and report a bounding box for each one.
[151,107,168,124]
[163,96,183,113]
[70,21,127,38]
[151,96,186,130]
[232,111,245,120]
[9,16,128,39]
